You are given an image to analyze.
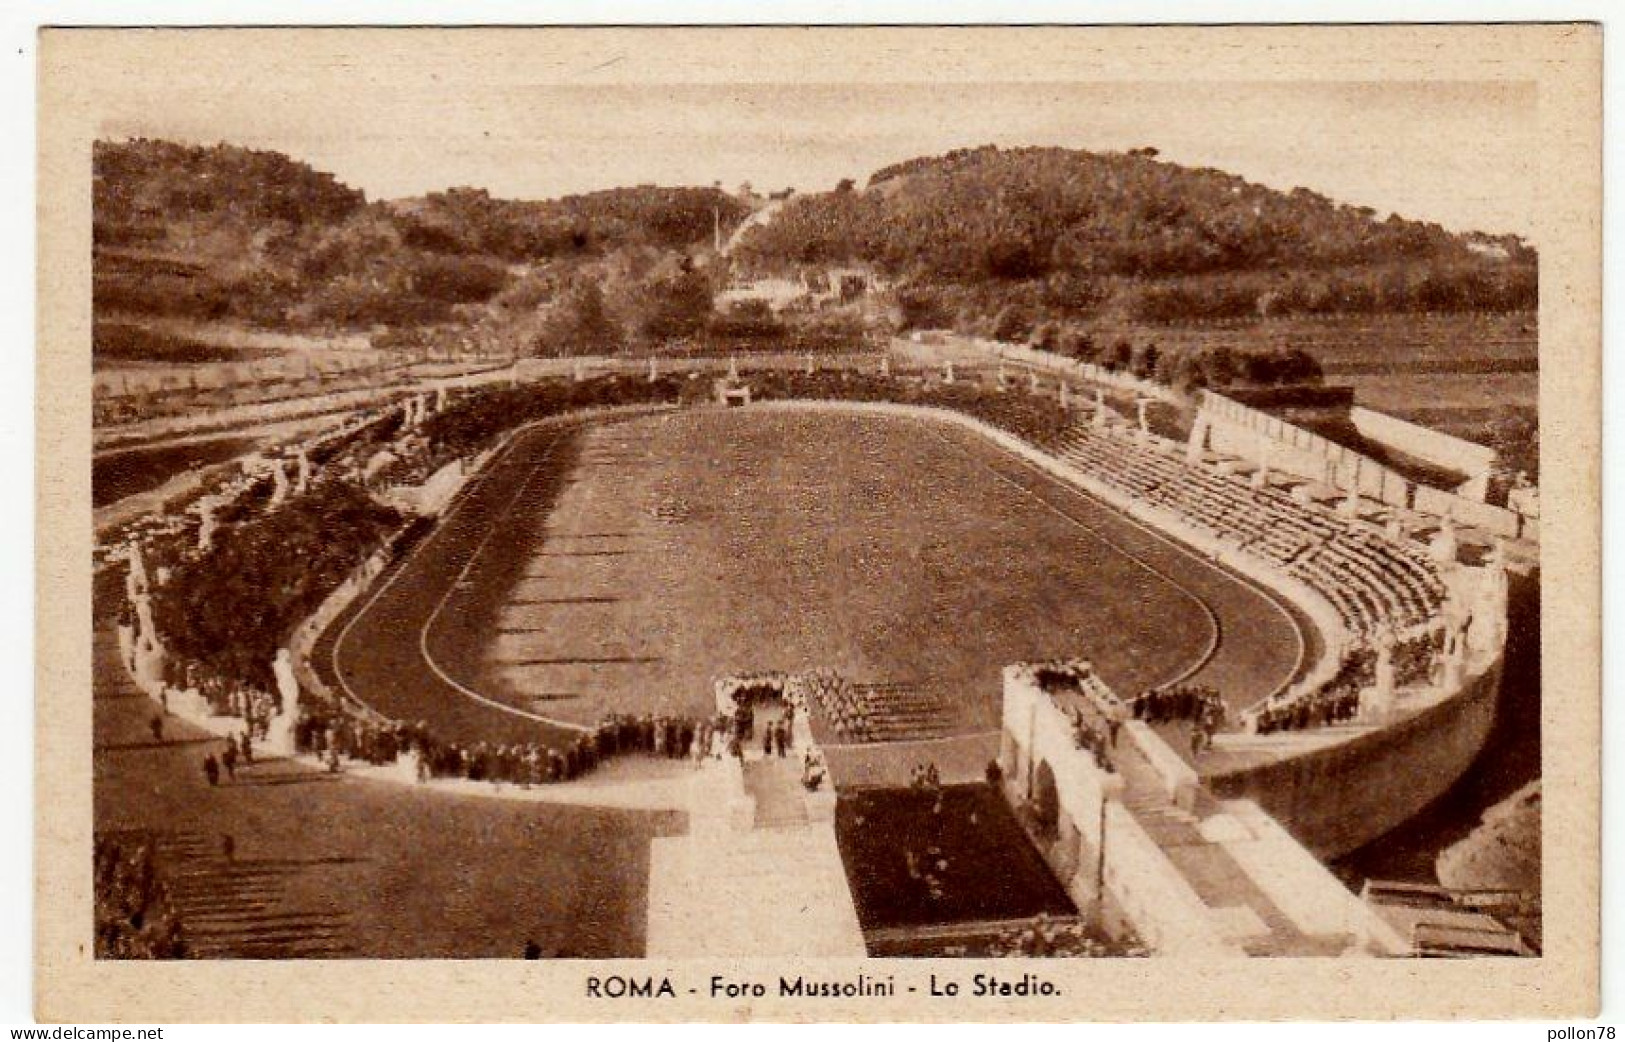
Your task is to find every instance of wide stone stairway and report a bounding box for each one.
[644,755,866,957]
[152,830,356,958]
[1111,737,1352,956]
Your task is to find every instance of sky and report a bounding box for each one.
[79,30,1539,238]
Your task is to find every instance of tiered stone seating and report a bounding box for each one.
[1055,424,1445,643]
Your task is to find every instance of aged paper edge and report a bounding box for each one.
[33,24,1602,1023]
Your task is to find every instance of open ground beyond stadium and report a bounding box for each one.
[322,408,1309,761]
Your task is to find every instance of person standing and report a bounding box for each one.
[148,715,163,744]
[221,741,238,781]
[239,731,253,765]
[202,754,219,787]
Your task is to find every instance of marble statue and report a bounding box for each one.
[1430,515,1460,564]
[269,459,291,507]
[1374,628,1397,700]
[196,501,218,552]
[1340,481,1361,518]
[273,648,299,715]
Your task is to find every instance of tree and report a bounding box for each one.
[632,265,714,344]
[992,304,1033,342]
[1103,338,1134,373]
[534,279,621,356]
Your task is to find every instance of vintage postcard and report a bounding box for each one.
[34,24,1601,1022]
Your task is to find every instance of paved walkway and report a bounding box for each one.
[645,755,866,958]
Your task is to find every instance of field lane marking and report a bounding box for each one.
[331,422,595,734]
[918,421,1306,707]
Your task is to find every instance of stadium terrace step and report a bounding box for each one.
[1109,732,1342,956]
[150,830,357,958]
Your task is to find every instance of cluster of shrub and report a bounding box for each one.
[738,369,1077,452]
[1066,709,1117,774]
[1392,630,1446,689]
[150,479,404,692]
[95,832,186,959]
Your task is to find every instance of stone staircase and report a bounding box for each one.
[1112,739,1349,956]
[152,830,356,959]
[644,757,865,958]
[742,758,810,829]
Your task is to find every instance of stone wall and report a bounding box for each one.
[998,666,1235,956]
[1198,390,1528,540]
[1349,405,1497,485]
[1206,657,1502,860]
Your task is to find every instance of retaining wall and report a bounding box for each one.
[1206,657,1502,860]
[1200,390,1527,539]
[999,667,1236,956]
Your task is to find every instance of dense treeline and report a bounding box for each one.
[1029,323,1325,394]
[93,137,1537,356]
[736,145,1536,321]
[93,139,366,246]
[92,139,748,334]
[152,482,403,688]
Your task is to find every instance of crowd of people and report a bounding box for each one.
[94,833,185,959]
[169,660,280,735]
[286,687,809,787]
[1130,683,1227,755]
[1250,652,1374,735]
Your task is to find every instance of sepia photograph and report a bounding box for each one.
[31,21,1602,1023]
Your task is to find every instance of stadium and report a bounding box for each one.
[96,348,1534,960]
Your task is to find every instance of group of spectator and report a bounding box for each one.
[1130,683,1227,755]
[173,661,279,737]
[94,833,185,959]
[1065,705,1118,773]
[286,689,810,788]
[1250,652,1374,735]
